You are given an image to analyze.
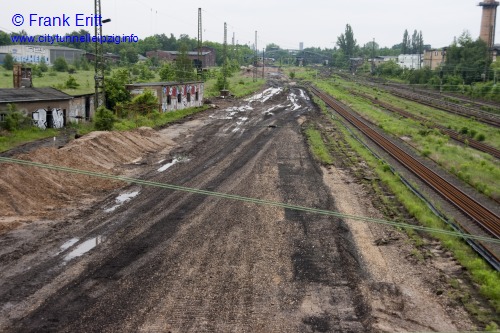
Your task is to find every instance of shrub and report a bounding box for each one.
[94,106,116,131]
[53,57,68,72]
[3,54,14,70]
[2,105,31,131]
[476,133,486,141]
[65,75,80,89]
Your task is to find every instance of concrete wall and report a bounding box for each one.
[127,82,204,113]
[0,100,71,129]
[69,95,95,122]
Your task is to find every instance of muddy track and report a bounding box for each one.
[1,83,372,332]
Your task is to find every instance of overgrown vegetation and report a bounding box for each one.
[312,87,500,324]
[315,78,500,201]
[304,126,333,164]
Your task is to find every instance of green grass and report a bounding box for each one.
[0,66,95,95]
[204,73,266,99]
[315,99,500,318]
[114,105,211,131]
[304,126,333,164]
[0,128,59,152]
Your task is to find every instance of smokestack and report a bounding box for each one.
[479,0,499,48]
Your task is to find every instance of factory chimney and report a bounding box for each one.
[479,0,499,48]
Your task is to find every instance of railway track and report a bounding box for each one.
[349,90,500,159]
[385,82,500,113]
[381,85,500,127]
[334,72,500,127]
[310,86,500,270]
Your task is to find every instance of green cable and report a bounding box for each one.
[0,156,499,245]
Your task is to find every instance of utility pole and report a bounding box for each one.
[371,38,375,74]
[253,31,258,82]
[262,48,265,79]
[197,8,203,80]
[223,22,228,90]
[94,0,105,110]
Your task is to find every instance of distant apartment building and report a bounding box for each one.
[0,45,85,66]
[423,49,447,70]
[398,54,423,69]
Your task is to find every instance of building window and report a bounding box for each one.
[196,91,199,101]
[187,93,191,102]
[177,93,182,103]
[0,113,6,122]
[167,95,171,105]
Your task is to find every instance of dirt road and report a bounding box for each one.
[0,73,477,332]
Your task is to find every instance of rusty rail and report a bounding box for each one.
[310,86,500,268]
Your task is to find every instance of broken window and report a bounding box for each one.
[167,95,171,105]
[177,93,182,103]
[187,93,191,102]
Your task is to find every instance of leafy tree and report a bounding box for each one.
[120,45,139,64]
[3,54,14,70]
[94,106,116,131]
[128,90,158,115]
[175,44,195,81]
[337,24,358,58]
[137,36,161,55]
[104,68,131,110]
[402,30,410,54]
[0,31,11,46]
[375,60,403,77]
[444,31,490,84]
[2,104,31,131]
[53,57,68,72]
[159,62,176,81]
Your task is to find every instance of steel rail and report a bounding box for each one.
[349,90,500,159]
[310,86,500,267]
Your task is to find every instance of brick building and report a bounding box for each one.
[146,47,216,68]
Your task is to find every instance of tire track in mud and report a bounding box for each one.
[5,86,372,332]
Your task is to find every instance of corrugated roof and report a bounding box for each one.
[0,87,73,103]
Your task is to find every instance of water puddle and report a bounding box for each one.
[60,238,79,252]
[288,93,301,111]
[105,191,140,212]
[158,157,181,172]
[64,236,105,262]
[245,87,283,103]
[299,89,310,101]
[157,156,190,173]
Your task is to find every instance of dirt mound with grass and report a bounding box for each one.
[0,128,175,234]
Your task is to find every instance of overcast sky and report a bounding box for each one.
[0,0,494,50]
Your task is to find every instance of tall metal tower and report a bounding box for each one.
[197,8,203,79]
[94,0,105,109]
[479,0,499,49]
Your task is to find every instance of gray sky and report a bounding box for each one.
[0,0,493,50]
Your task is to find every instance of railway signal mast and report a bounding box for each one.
[197,8,203,80]
[94,0,110,109]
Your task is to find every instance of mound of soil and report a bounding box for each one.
[0,127,175,233]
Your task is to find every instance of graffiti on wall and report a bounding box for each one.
[32,108,64,129]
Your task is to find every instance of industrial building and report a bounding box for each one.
[146,47,216,68]
[0,45,85,66]
[0,87,94,129]
[126,82,204,113]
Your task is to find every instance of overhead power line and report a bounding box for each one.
[0,157,499,245]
